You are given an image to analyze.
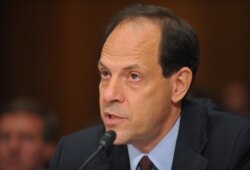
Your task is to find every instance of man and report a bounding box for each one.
[50,4,250,170]
[0,98,58,170]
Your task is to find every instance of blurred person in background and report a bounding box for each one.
[0,98,58,170]
[220,80,250,117]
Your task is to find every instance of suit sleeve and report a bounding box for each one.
[49,137,65,170]
[229,122,250,170]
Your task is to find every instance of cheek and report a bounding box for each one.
[21,141,44,161]
[99,87,105,105]
[127,95,155,129]
[130,86,171,122]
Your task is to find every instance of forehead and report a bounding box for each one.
[0,112,44,134]
[100,18,162,66]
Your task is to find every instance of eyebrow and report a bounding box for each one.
[98,61,106,68]
[98,61,145,71]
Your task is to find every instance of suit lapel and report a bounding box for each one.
[172,139,209,170]
[90,144,130,170]
[107,145,130,170]
[172,99,209,170]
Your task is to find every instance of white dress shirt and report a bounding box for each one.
[127,117,180,170]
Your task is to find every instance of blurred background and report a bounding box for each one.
[0,0,250,137]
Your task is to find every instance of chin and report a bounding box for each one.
[104,126,131,145]
[113,132,131,145]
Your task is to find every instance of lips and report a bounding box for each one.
[103,112,125,126]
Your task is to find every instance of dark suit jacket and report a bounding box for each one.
[50,98,250,170]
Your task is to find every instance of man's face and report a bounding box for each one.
[0,112,48,170]
[99,19,177,149]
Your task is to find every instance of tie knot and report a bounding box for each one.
[139,156,152,170]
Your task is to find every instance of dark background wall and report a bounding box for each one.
[1,0,249,136]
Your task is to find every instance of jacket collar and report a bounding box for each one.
[172,98,210,170]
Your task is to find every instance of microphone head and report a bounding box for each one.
[99,130,116,149]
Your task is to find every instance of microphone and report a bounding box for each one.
[78,130,116,170]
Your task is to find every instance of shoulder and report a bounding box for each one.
[59,125,106,156]
[205,104,250,169]
[207,108,250,136]
[182,98,250,169]
[63,125,105,145]
[183,97,250,129]
[188,97,250,135]
[181,97,250,152]
[50,125,106,170]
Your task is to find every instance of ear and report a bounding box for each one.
[171,67,193,103]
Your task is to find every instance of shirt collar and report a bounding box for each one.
[127,116,180,170]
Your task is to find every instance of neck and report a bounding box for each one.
[133,103,181,153]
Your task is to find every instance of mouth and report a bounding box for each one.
[103,112,126,126]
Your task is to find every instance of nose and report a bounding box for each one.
[100,77,124,103]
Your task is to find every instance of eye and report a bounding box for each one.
[128,72,141,81]
[100,70,111,79]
